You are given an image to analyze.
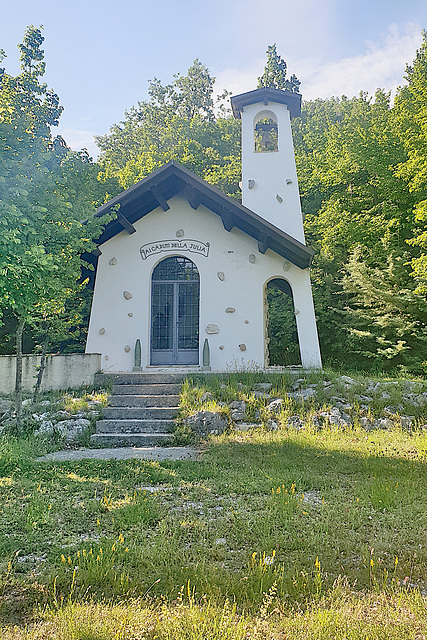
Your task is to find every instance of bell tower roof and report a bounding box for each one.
[231,87,302,120]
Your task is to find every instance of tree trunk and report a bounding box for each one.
[33,333,49,402]
[15,317,25,430]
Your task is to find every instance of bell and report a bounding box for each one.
[255,120,278,151]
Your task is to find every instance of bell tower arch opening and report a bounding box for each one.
[253,109,278,153]
[264,277,301,366]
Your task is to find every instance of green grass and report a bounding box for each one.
[0,371,426,637]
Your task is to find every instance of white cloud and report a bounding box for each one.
[302,23,423,99]
[215,23,423,102]
[214,64,262,98]
[55,128,100,159]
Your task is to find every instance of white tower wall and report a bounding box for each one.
[240,101,305,244]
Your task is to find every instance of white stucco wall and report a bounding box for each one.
[86,196,321,371]
[241,101,305,244]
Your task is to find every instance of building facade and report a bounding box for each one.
[85,88,322,371]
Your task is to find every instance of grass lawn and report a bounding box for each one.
[0,372,426,638]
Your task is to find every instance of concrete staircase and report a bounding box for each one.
[91,373,183,447]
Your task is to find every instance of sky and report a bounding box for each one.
[1,0,427,157]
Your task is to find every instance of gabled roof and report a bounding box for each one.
[231,87,302,120]
[88,161,313,271]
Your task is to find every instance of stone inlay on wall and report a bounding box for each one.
[239,344,247,351]
[124,345,131,352]
[206,324,220,334]
[123,291,133,300]
[109,257,117,266]
[99,328,106,335]
[225,307,235,313]
[249,254,256,263]
[217,271,225,281]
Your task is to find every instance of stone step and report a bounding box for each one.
[111,384,182,396]
[90,433,172,447]
[102,407,178,420]
[97,373,184,385]
[95,419,175,434]
[108,394,179,408]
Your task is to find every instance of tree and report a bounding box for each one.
[393,31,427,294]
[257,44,301,93]
[292,87,427,371]
[96,60,242,198]
[0,26,112,425]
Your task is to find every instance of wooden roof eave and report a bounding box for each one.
[93,161,314,269]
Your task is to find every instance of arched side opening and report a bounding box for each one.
[264,278,301,366]
[254,109,278,153]
[150,256,200,365]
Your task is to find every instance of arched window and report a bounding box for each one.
[254,110,278,152]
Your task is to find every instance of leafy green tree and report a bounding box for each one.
[257,44,301,93]
[0,26,112,425]
[96,60,242,198]
[393,31,427,294]
[342,249,427,372]
[293,87,427,370]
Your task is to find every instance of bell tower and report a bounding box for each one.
[231,87,305,244]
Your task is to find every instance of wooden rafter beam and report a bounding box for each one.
[150,185,170,211]
[184,185,201,210]
[220,208,234,232]
[117,212,136,234]
[258,232,269,254]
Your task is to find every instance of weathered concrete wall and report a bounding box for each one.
[0,353,102,394]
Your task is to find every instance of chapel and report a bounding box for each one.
[85,86,322,371]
